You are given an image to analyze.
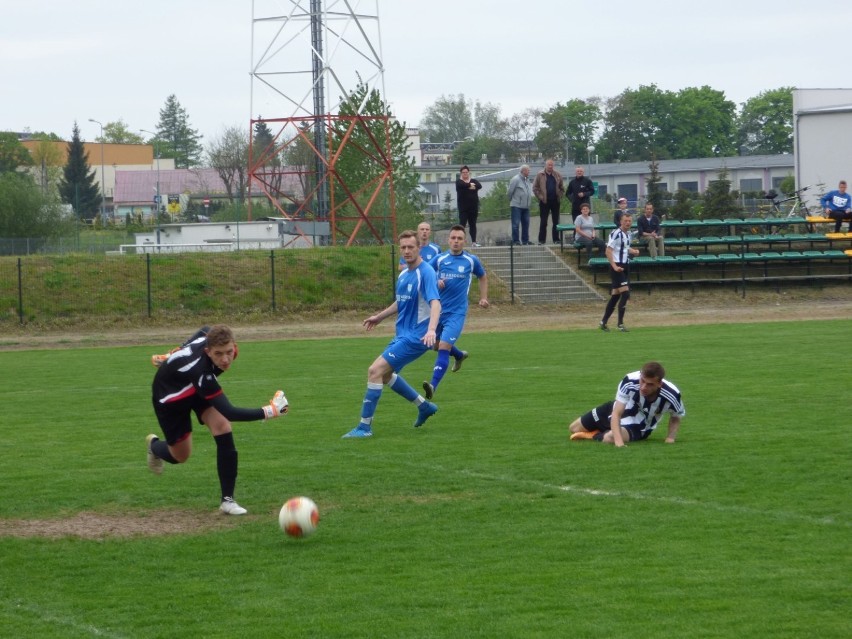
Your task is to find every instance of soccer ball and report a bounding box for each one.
[278,496,319,537]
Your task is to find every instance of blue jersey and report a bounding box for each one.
[395,261,441,338]
[429,250,486,315]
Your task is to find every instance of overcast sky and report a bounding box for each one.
[3,0,849,145]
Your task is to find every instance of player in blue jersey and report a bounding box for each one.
[422,224,489,400]
[342,230,442,438]
[398,221,441,270]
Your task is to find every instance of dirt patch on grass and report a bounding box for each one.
[0,509,239,540]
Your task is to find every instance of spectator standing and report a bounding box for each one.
[600,213,639,332]
[568,361,685,447]
[566,166,596,225]
[455,165,483,247]
[820,180,852,233]
[637,202,665,257]
[574,203,605,257]
[533,159,565,245]
[507,164,533,245]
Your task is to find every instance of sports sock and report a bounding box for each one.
[617,292,629,324]
[430,349,451,390]
[214,431,238,501]
[151,438,179,464]
[449,345,464,359]
[359,383,383,425]
[389,372,420,403]
[602,294,619,324]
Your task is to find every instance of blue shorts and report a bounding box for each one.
[381,334,431,372]
[436,313,466,347]
[579,401,649,442]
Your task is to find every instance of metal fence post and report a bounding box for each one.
[146,253,152,317]
[509,244,515,304]
[270,250,277,312]
[17,257,23,324]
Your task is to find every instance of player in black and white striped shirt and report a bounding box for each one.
[600,212,639,332]
[568,361,685,447]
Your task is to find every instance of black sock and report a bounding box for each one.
[151,438,179,464]
[214,432,238,501]
[602,295,619,324]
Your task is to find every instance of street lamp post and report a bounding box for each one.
[88,118,107,225]
[586,145,596,214]
[140,129,161,246]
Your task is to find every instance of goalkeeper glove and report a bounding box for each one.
[262,390,289,419]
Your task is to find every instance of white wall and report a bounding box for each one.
[793,88,852,207]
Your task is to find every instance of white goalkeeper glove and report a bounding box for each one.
[262,390,289,419]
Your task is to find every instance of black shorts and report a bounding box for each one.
[609,263,630,290]
[579,401,647,442]
[152,395,212,445]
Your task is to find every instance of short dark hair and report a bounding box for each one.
[641,361,666,381]
[460,165,470,172]
[580,202,590,210]
[206,324,235,348]
[450,224,465,233]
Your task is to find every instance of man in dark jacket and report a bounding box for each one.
[566,166,595,224]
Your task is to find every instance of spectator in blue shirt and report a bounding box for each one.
[820,180,852,233]
[637,203,665,257]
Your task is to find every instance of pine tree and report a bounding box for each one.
[58,122,102,220]
[645,156,668,216]
[155,94,203,168]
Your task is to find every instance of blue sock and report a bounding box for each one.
[431,349,451,390]
[449,345,464,359]
[389,373,420,403]
[359,383,383,425]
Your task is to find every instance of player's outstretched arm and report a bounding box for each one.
[363,301,398,331]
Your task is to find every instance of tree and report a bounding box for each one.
[506,108,543,163]
[98,119,144,145]
[0,171,67,238]
[645,156,668,215]
[27,138,65,196]
[536,99,602,163]
[419,94,474,143]
[597,85,677,162]
[207,125,250,204]
[332,81,421,240]
[737,87,794,155]
[58,122,101,220]
[671,86,736,158]
[702,167,740,218]
[0,132,33,173]
[155,94,204,168]
[473,101,507,139]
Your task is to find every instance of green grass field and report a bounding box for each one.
[1,321,849,638]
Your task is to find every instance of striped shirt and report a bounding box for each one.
[615,371,685,437]
[607,227,633,264]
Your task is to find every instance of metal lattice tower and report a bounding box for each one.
[249,0,396,245]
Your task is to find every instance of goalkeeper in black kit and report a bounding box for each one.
[147,324,289,515]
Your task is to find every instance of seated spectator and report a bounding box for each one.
[574,203,605,256]
[637,203,665,257]
[613,197,629,226]
[820,180,852,233]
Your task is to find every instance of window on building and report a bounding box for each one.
[739,178,763,193]
[772,176,786,189]
[616,184,637,201]
[596,184,608,198]
[677,181,699,193]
